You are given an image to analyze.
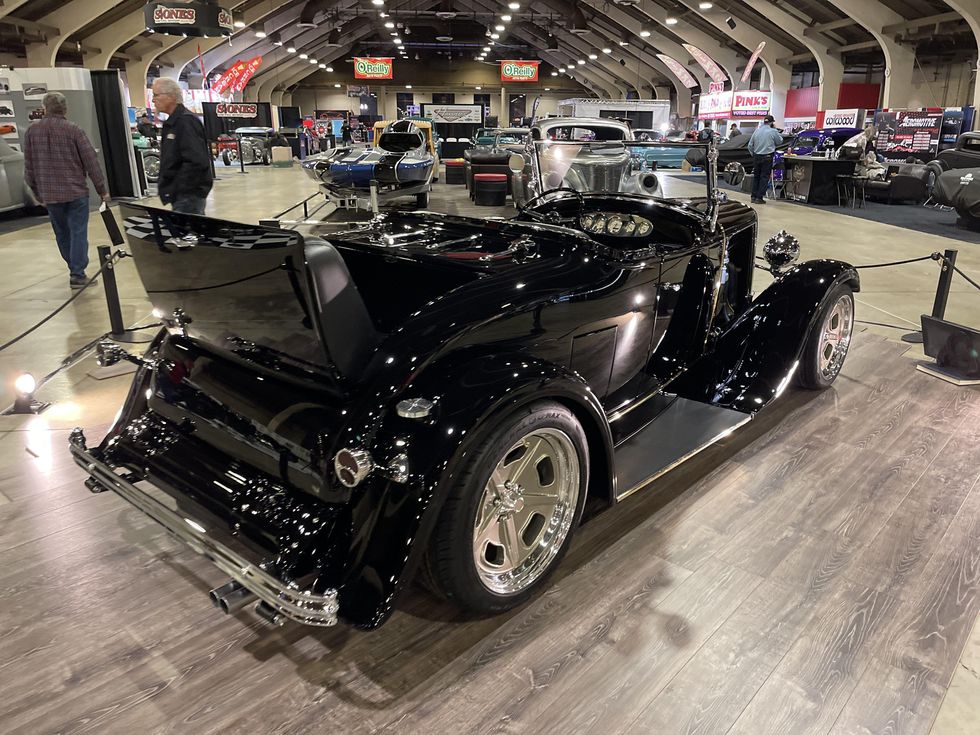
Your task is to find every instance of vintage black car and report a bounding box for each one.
[70,141,859,629]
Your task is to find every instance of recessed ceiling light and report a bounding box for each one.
[319,63,326,68]
[475,85,481,90]
[371,0,384,5]
[286,46,296,53]
[699,2,714,9]
[551,71,558,76]
[483,46,491,52]
[619,40,629,46]
[545,87,551,91]
[334,83,341,88]
[559,67,566,72]
[490,33,499,39]
[640,30,651,37]
[602,47,611,53]
[567,62,575,67]
[666,17,679,25]
[254,30,266,38]
[501,15,511,21]
[578,58,585,64]
[299,53,308,59]
[588,53,598,59]
[405,84,412,88]
[385,21,394,28]
[309,58,316,64]
[234,20,245,29]
[509,2,520,8]
[326,66,333,72]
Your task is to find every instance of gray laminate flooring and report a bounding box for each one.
[0,333,977,734]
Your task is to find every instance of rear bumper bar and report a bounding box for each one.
[69,428,340,627]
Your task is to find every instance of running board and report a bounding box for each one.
[613,396,751,501]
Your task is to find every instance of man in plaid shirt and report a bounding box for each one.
[24,92,110,289]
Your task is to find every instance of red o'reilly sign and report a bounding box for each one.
[500,60,540,83]
[216,103,257,118]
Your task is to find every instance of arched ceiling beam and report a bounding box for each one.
[826,0,916,108]
[25,0,128,67]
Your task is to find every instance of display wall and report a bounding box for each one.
[202,101,273,139]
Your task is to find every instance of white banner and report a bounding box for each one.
[822,108,863,128]
[731,90,771,118]
[421,104,484,124]
[698,90,732,120]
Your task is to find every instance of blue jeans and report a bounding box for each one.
[47,196,90,279]
[752,154,774,200]
[172,195,207,215]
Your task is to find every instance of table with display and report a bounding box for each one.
[781,155,857,205]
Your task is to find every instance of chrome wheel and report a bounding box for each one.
[818,294,853,381]
[472,428,580,595]
[143,153,160,182]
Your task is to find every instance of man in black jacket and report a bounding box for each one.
[151,78,213,214]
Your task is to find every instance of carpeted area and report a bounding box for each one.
[804,198,980,244]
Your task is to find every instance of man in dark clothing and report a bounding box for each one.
[137,114,157,141]
[24,91,110,289]
[151,78,213,214]
[697,122,716,142]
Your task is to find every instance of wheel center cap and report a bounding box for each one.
[498,481,525,515]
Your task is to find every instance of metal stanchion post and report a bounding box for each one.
[902,248,958,344]
[237,136,247,175]
[99,206,152,345]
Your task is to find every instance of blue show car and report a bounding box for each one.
[631,129,691,169]
[773,127,862,180]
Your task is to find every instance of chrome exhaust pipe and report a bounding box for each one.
[209,581,257,615]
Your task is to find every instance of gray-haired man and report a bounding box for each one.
[151,78,213,214]
[23,92,110,289]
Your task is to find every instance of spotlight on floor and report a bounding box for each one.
[9,372,49,415]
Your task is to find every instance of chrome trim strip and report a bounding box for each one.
[68,429,339,627]
[614,414,752,502]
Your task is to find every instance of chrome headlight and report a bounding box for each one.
[763,230,800,272]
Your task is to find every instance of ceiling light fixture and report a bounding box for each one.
[588,52,598,59]
[299,53,308,59]
[371,0,384,5]
[602,47,611,53]
[309,58,316,64]
[475,85,481,90]
[509,2,520,9]
[255,30,266,38]
[578,58,585,64]
[286,46,296,53]
[334,83,341,88]
[699,2,713,9]
[666,17,678,25]
[490,33,499,39]
[551,71,558,76]
[640,29,651,37]
[319,63,326,68]
[405,84,412,88]
[545,87,551,91]
[234,20,245,29]
[385,21,394,28]
[501,15,511,22]
[326,66,333,72]
[559,66,566,72]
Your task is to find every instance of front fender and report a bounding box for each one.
[337,351,613,628]
[671,259,859,413]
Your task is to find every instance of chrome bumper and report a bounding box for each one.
[69,428,340,626]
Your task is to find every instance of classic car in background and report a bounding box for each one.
[71,139,859,630]
[302,119,438,208]
[0,137,42,213]
[685,131,794,173]
[472,127,501,146]
[935,131,980,170]
[216,127,282,166]
[785,127,862,157]
[533,116,633,142]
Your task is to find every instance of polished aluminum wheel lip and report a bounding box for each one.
[818,294,853,381]
[472,427,579,595]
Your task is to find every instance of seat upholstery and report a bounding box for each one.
[865,163,930,204]
[303,236,379,380]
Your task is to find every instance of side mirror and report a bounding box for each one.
[722,161,746,187]
[763,230,800,272]
[508,152,526,174]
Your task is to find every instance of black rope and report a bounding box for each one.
[0,252,124,354]
[950,262,980,292]
[853,255,935,269]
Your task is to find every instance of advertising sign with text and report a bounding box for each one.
[731,90,771,118]
[354,57,393,80]
[698,90,732,120]
[500,60,540,82]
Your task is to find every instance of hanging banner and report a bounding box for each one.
[347,84,371,98]
[731,90,771,118]
[500,60,540,83]
[420,103,484,124]
[143,1,233,38]
[740,42,766,85]
[353,57,393,80]
[683,44,728,85]
[655,54,698,89]
[212,56,263,96]
[698,90,732,120]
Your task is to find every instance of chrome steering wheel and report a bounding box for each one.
[517,187,586,225]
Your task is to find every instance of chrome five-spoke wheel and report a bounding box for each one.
[818,293,853,381]
[472,428,580,595]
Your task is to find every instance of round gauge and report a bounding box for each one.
[588,214,607,233]
[623,218,637,235]
[580,214,595,230]
[635,218,653,236]
[606,214,624,234]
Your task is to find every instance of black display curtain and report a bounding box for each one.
[90,69,136,198]
[202,102,273,139]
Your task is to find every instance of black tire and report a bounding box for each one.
[797,283,855,389]
[416,191,429,208]
[424,401,589,614]
[221,151,231,166]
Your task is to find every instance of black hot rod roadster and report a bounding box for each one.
[70,140,858,629]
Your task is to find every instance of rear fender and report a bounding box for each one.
[670,259,859,413]
[338,352,613,628]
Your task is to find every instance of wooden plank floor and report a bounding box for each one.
[0,333,977,735]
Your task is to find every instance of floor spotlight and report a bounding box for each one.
[9,372,49,415]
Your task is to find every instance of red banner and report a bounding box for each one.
[740,42,766,85]
[655,54,698,89]
[500,60,539,83]
[354,57,393,80]
[212,55,263,96]
[683,43,728,85]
